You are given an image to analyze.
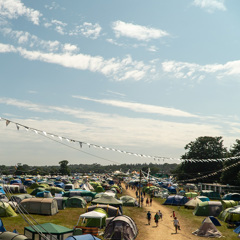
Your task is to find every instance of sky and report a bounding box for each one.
[1,0,240,167]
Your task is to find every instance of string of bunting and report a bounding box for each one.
[178,160,240,183]
[0,117,238,163]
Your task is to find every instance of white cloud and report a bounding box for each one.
[72,96,198,118]
[63,43,79,53]
[112,21,169,41]
[0,0,42,25]
[0,42,16,52]
[162,60,240,81]
[193,0,226,12]
[70,22,102,39]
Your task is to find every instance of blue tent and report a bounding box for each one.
[222,193,240,201]
[0,218,6,232]
[55,182,65,189]
[10,179,22,184]
[163,195,189,206]
[167,186,177,194]
[0,186,6,195]
[234,225,240,234]
[66,234,101,240]
[203,216,221,226]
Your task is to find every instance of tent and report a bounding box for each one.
[193,201,223,217]
[10,180,22,185]
[76,209,107,228]
[184,197,202,209]
[222,193,240,201]
[120,195,137,206]
[221,200,237,210]
[36,191,53,198]
[95,186,104,193]
[0,187,6,195]
[0,202,17,217]
[192,217,222,238]
[9,194,34,204]
[103,215,138,240]
[202,216,221,226]
[66,234,101,240]
[66,196,87,208]
[167,186,177,194]
[24,223,73,240]
[185,192,198,199]
[63,190,96,199]
[219,205,240,223]
[46,187,64,196]
[200,190,221,200]
[0,232,27,240]
[87,205,122,217]
[91,195,123,208]
[54,197,68,210]
[18,198,58,215]
[94,191,116,199]
[163,195,189,206]
[30,187,46,196]
[0,194,9,203]
[197,196,210,202]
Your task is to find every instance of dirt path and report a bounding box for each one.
[124,186,200,240]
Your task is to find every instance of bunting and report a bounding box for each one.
[0,117,239,163]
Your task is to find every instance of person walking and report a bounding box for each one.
[141,196,144,207]
[146,198,149,206]
[147,211,151,225]
[154,212,160,227]
[150,197,152,206]
[173,217,180,234]
[158,210,163,220]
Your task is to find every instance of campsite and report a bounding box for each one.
[0,170,240,240]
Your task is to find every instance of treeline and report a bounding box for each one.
[0,162,178,176]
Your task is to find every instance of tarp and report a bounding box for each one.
[192,217,222,238]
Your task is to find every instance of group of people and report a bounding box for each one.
[147,210,163,227]
[147,210,180,233]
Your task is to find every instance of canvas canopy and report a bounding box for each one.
[193,201,222,217]
[103,215,138,240]
[77,210,107,228]
[192,217,222,238]
[163,195,189,206]
[0,232,27,240]
[18,198,58,215]
[24,223,73,240]
[0,202,17,217]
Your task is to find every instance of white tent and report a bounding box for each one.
[185,197,202,209]
[76,211,106,228]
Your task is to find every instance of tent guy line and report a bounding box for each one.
[0,117,239,164]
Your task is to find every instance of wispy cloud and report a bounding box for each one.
[162,60,240,81]
[72,96,198,118]
[193,0,226,13]
[112,21,169,41]
[69,22,102,39]
[0,0,42,25]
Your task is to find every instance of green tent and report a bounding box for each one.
[45,187,64,195]
[219,206,240,222]
[30,187,46,196]
[193,201,222,217]
[185,192,198,199]
[95,186,104,193]
[91,195,123,208]
[66,196,87,208]
[221,200,237,210]
[0,202,17,217]
[120,195,137,206]
[24,223,73,240]
[84,208,107,227]
[29,183,39,189]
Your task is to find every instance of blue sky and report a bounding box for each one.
[1,0,240,166]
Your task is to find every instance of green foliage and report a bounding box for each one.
[59,160,71,176]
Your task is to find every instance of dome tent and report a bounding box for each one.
[103,215,138,240]
[87,205,122,217]
[193,201,222,217]
[0,201,17,217]
[66,196,87,208]
[0,232,27,240]
[163,195,189,206]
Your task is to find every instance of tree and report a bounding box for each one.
[59,160,71,176]
[221,139,240,185]
[178,136,227,182]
